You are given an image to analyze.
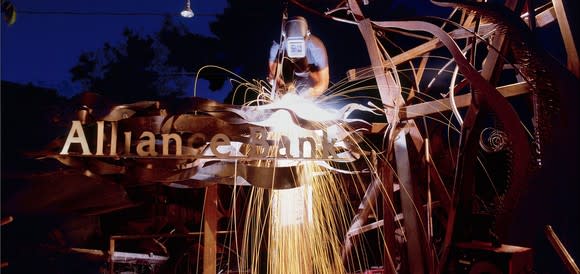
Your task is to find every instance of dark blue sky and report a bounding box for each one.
[2,0,577,100]
[1,0,228,98]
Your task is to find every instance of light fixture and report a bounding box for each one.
[180,0,194,18]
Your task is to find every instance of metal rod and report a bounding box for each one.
[545,225,580,274]
[110,231,235,240]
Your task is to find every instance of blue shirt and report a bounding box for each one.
[269,35,328,91]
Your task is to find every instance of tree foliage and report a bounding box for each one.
[157,17,226,91]
[70,28,178,103]
[210,0,284,81]
[70,18,225,103]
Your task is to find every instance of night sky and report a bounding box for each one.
[0,0,443,95]
[3,0,576,99]
[1,0,228,98]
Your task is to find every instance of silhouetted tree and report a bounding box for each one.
[71,28,175,103]
[70,17,231,103]
[0,81,72,173]
[210,0,284,81]
[157,17,226,91]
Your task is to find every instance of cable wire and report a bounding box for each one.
[18,9,219,17]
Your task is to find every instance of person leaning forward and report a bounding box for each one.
[268,16,329,98]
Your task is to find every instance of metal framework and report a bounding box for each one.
[34,0,579,273]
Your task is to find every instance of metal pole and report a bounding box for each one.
[545,225,580,274]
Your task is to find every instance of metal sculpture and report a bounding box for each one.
[33,0,579,273]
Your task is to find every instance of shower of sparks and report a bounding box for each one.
[191,23,537,270]
[242,92,355,273]
[208,65,458,273]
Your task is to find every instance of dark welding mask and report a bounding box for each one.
[283,16,309,58]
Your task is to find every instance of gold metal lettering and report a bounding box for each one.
[96,121,105,155]
[299,137,316,158]
[162,133,183,156]
[277,135,293,158]
[249,127,270,158]
[124,132,132,155]
[210,133,231,158]
[137,131,158,156]
[110,122,117,156]
[60,120,92,155]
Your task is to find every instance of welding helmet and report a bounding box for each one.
[283,16,310,58]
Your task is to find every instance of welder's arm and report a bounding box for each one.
[268,61,285,88]
[307,66,329,98]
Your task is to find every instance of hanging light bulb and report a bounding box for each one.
[180,0,194,18]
